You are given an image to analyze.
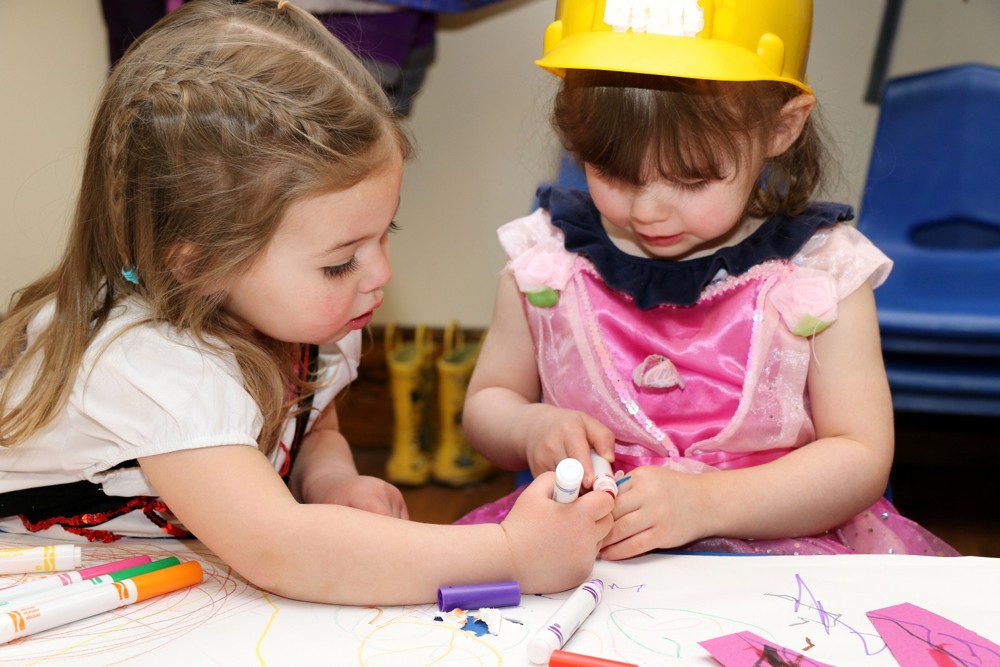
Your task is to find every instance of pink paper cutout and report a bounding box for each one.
[699,630,835,667]
[866,602,1000,667]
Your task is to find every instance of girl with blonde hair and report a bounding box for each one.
[0,0,612,604]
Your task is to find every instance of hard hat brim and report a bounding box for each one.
[536,32,812,94]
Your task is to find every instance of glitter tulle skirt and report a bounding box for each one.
[454,484,960,557]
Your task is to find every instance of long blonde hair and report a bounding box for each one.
[0,0,411,452]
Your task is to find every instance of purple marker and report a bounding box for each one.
[527,578,604,664]
[438,580,521,611]
[0,555,152,604]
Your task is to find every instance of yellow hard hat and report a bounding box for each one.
[536,0,813,93]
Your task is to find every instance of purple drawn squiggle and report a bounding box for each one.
[764,574,888,658]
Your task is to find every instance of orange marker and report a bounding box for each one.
[549,650,639,667]
[0,560,202,644]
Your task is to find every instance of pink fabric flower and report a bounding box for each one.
[770,267,839,336]
[632,354,685,389]
[498,211,575,294]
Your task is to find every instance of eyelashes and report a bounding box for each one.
[322,220,400,279]
[323,257,360,278]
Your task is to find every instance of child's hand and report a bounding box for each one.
[499,471,614,593]
[599,466,705,560]
[307,474,409,520]
[522,405,616,487]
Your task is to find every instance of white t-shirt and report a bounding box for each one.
[0,298,361,538]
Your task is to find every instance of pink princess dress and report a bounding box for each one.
[456,185,958,557]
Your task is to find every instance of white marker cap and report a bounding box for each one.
[526,631,559,664]
[552,458,585,503]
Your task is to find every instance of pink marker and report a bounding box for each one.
[589,452,618,497]
[0,561,203,645]
[0,555,152,604]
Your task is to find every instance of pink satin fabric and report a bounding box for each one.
[456,210,958,557]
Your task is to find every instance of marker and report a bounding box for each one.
[0,560,203,645]
[0,545,81,575]
[0,557,180,609]
[0,555,152,604]
[549,649,639,667]
[552,458,584,503]
[589,452,617,497]
[438,580,521,611]
[526,578,604,664]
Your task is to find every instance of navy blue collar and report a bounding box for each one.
[539,184,854,309]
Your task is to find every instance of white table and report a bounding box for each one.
[0,534,997,666]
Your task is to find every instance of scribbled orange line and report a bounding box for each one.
[367,607,383,625]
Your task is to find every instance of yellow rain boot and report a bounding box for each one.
[432,321,495,486]
[384,323,435,486]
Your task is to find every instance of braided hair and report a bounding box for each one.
[1,0,411,451]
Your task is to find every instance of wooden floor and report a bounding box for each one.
[341,327,1000,558]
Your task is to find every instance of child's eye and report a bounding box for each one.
[323,257,360,278]
[677,179,710,191]
[387,220,400,234]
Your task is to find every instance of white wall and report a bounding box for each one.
[0,1,107,313]
[2,1,998,328]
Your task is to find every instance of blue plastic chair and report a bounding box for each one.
[856,64,1000,416]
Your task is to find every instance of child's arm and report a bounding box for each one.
[463,271,616,485]
[601,284,894,559]
[287,401,408,519]
[139,446,614,605]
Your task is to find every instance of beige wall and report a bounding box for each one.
[2,1,998,328]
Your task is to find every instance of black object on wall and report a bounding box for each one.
[865,0,904,104]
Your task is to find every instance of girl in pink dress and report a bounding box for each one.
[457,0,957,557]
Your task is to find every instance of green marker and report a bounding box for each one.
[84,557,182,586]
[3,557,182,608]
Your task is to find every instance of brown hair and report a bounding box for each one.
[1,0,411,451]
[552,70,824,217]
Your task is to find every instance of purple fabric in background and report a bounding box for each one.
[318,10,435,68]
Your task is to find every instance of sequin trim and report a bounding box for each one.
[18,497,190,543]
[574,270,667,443]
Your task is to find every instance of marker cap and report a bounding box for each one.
[109,556,181,582]
[527,632,560,664]
[132,561,203,602]
[592,476,619,497]
[553,458,585,503]
[437,580,521,611]
[77,555,151,580]
[589,452,618,497]
[549,649,640,666]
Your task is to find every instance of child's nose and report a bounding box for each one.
[362,246,392,293]
[629,190,672,226]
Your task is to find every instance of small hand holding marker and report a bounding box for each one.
[552,451,623,503]
[588,451,619,498]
